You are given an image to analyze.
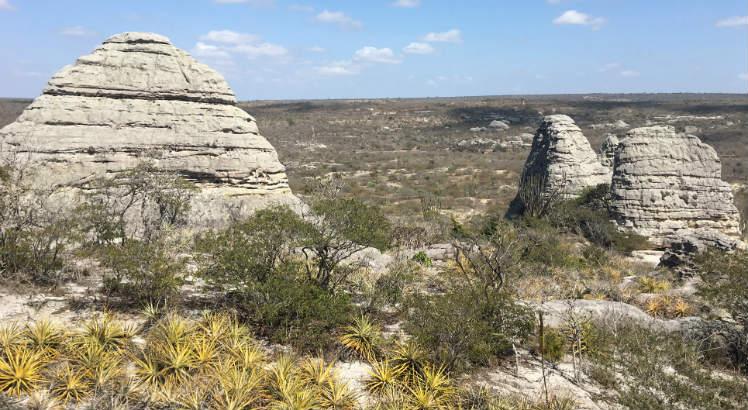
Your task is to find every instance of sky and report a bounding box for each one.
[0,0,746,100]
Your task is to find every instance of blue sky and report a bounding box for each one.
[0,0,746,100]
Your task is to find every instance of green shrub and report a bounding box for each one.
[196,206,307,284]
[548,185,650,254]
[587,321,748,409]
[404,286,534,372]
[302,197,391,290]
[0,163,75,283]
[696,250,748,373]
[96,239,185,306]
[230,273,354,353]
[77,163,196,244]
[411,251,432,267]
[359,260,419,314]
[536,328,566,364]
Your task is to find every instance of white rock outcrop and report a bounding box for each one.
[599,134,620,170]
[0,32,299,227]
[516,115,611,200]
[610,126,742,247]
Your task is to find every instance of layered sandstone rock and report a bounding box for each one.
[610,126,742,248]
[0,32,299,227]
[515,115,611,201]
[599,134,620,170]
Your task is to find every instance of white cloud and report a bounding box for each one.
[192,42,232,59]
[403,42,435,55]
[393,0,420,8]
[354,47,401,64]
[60,26,96,37]
[553,10,606,29]
[315,10,363,30]
[307,46,326,53]
[716,16,748,27]
[422,29,462,43]
[234,43,288,58]
[289,4,314,12]
[213,0,275,6]
[193,30,288,62]
[620,70,640,77]
[200,30,258,45]
[316,60,360,76]
[0,0,13,10]
[739,73,748,81]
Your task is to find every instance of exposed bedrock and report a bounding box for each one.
[509,115,612,215]
[610,126,742,248]
[0,32,300,227]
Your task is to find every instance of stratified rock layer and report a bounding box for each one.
[610,126,742,247]
[0,32,299,227]
[517,115,611,199]
[599,134,620,170]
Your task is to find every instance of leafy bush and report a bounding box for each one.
[96,239,185,306]
[549,185,649,254]
[196,206,306,284]
[536,328,566,364]
[696,250,748,373]
[229,273,354,353]
[411,251,433,267]
[0,163,74,283]
[358,260,419,314]
[404,286,534,372]
[587,321,748,409]
[301,197,391,290]
[77,163,196,244]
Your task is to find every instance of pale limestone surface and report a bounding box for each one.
[610,126,742,247]
[599,133,620,170]
[517,115,611,199]
[0,32,300,227]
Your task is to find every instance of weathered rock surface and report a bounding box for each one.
[610,126,742,247]
[515,115,611,201]
[0,32,299,227]
[599,134,620,171]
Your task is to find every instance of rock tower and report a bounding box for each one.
[0,32,299,227]
[610,126,742,248]
[514,115,611,202]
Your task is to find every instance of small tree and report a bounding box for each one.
[0,158,74,283]
[77,162,196,245]
[301,198,391,290]
[450,216,527,301]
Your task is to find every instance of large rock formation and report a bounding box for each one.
[0,32,299,227]
[511,115,611,213]
[610,126,742,248]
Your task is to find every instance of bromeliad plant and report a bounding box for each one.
[0,312,359,409]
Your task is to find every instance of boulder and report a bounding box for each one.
[0,32,300,228]
[514,115,612,202]
[488,120,510,130]
[610,126,742,247]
